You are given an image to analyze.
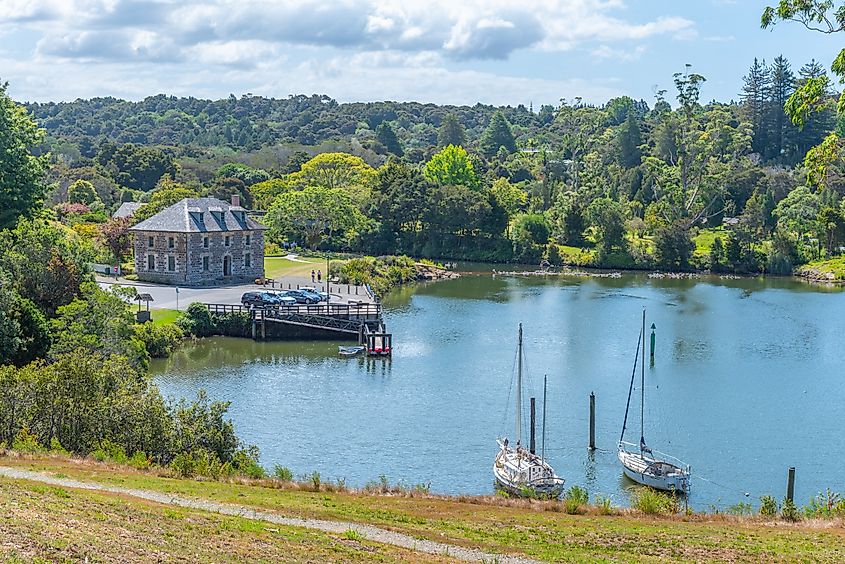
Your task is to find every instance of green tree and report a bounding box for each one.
[50,283,149,369]
[424,145,479,188]
[215,163,271,186]
[480,111,517,158]
[67,179,100,206]
[266,185,368,249]
[586,197,627,252]
[375,122,403,156]
[133,186,200,223]
[762,2,845,118]
[616,111,643,168]
[741,58,773,157]
[654,223,695,270]
[773,185,820,236]
[437,113,466,147]
[490,178,528,219]
[0,82,45,229]
[8,293,50,366]
[0,219,91,316]
[0,278,22,366]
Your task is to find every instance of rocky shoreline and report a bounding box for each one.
[414,262,460,281]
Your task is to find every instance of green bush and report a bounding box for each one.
[564,486,589,514]
[214,312,251,337]
[12,428,43,453]
[232,446,265,479]
[176,302,216,337]
[135,322,184,358]
[804,489,845,518]
[630,487,679,515]
[781,497,800,522]
[310,471,322,491]
[273,465,294,481]
[91,439,128,464]
[759,495,779,517]
[595,495,614,515]
[335,255,416,297]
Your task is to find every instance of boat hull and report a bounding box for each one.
[618,449,689,494]
[493,474,565,498]
[493,444,565,499]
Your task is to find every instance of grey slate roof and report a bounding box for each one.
[128,197,268,233]
[113,202,143,218]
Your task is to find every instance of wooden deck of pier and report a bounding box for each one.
[204,303,392,355]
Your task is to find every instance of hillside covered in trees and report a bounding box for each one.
[21,47,845,274]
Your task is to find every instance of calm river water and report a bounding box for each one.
[151,270,845,510]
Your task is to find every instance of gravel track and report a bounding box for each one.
[0,466,537,563]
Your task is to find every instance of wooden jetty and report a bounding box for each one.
[204,302,392,356]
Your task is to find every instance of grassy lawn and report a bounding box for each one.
[5,454,845,563]
[693,227,727,257]
[0,475,441,563]
[149,308,181,326]
[264,255,326,279]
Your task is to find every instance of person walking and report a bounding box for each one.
[311,270,315,283]
[317,270,322,283]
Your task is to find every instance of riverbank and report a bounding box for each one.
[4,452,845,562]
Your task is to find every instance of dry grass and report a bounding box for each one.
[4,452,845,563]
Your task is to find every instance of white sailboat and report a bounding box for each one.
[493,324,565,498]
[618,310,690,494]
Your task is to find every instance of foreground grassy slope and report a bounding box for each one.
[4,454,845,562]
[0,476,447,563]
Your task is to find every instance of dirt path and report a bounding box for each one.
[0,466,536,563]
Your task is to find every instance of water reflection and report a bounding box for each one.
[152,271,845,510]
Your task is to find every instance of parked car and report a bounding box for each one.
[241,292,296,308]
[241,292,265,307]
[298,286,330,302]
[281,289,321,304]
[265,293,297,306]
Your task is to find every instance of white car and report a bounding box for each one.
[298,286,330,301]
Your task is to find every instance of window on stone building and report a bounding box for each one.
[148,236,154,246]
[203,236,209,248]
[225,235,231,247]
[168,256,175,272]
[147,255,155,270]
[203,256,209,271]
[245,234,251,246]
[245,253,251,268]
[168,236,174,249]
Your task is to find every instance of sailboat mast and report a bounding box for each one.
[640,309,645,448]
[516,324,523,445]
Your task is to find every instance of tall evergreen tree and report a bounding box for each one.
[479,111,517,158]
[766,55,797,162]
[795,59,837,156]
[616,111,642,168]
[375,122,403,156]
[437,113,466,148]
[741,58,772,157]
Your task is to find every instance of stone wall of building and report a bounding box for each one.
[133,229,264,286]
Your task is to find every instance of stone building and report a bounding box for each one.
[129,196,267,285]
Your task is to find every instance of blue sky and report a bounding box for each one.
[0,0,841,107]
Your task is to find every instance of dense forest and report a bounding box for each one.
[28,50,844,274]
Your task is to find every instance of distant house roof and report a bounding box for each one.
[113,202,143,218]
[128,197,268,233]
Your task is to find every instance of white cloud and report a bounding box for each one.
[1,0,697,103]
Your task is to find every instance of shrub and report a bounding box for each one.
[726,502,754,516]
[12,428,43,453]
[310,471,322,491]
[781,497,800,522]
[176,302,216,337]
[91,439,128,464]
[805,489,845,518]
[595,495,614,515]
[631,487,679,515]
[759,495,779,517]
[232,447,265,479]
[214,312,251,337]
[273,465,293,481]
[135,322,184,358]
[564,486,589,514]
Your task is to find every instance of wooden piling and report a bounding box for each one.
[589,392,596,451]
[787,467,796,502]
[529,397,536,454]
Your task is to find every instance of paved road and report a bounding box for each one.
[0,466,535,563]
[97,275,373,310]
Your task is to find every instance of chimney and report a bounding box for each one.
[231,194,240,207]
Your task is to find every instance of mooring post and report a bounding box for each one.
[589,392,596,450]
[650,323,656,366]
[529,397,536,455]
[787,467,796,503]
